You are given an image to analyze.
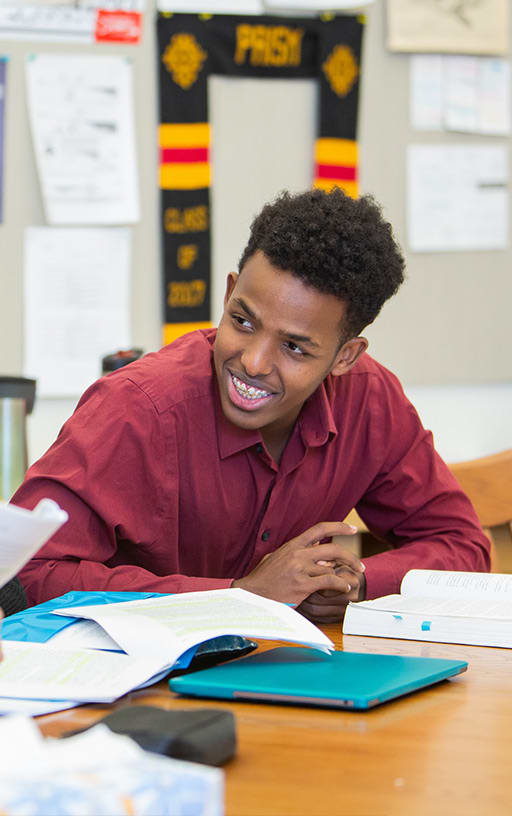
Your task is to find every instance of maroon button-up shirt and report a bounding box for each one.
[13,330,490,605]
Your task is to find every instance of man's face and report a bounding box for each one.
[214,251,366,449]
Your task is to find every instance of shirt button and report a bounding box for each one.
[256,444,263,454]
[261,530,270,541]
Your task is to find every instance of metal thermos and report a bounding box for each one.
[101,348,143,375]
[0,377,36,500]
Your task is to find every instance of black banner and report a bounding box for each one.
[157,13,364,343]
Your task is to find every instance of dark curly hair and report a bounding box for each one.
[238,188,405,340]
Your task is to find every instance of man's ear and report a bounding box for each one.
[223,272,238,307]
[330,336,368,377]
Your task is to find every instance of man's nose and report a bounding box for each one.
[240,337,273,378]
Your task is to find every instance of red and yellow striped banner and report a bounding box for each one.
[313,138,358,199]
[159,123,211,190]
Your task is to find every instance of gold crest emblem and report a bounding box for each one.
[162,33,207,90]
[322,45,358,98]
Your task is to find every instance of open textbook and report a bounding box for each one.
[343,570,512,648]
[0,498,68,588]
[0,589,333,703]
[52,588,334,659]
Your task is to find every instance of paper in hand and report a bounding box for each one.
[0,499,68,588]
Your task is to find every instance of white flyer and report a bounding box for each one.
[25,53,139,224]
[23,226,131,397]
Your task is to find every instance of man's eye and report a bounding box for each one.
[285,341,306,356]
[233,315,252,329]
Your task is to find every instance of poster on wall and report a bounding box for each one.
[0,58,7,224]
[157,12,364,345]
[26,53,139,225]
[387,0,509,55]
[0,1,144,44]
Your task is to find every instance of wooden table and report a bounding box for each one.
[37,629,512,816]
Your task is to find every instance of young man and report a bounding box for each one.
[12,189,490,622]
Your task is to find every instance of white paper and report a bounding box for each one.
[55,587,334,661]
[0,498,68,588]
[0,641,165,702]
[49,618,122,651]
[411,56,510,135]
[23,226,131,397]
[410,55,443,131]
[0,5,94,43]
[26,53,139,224]
[0,717,223,816]
[407,144,508,252]
[478,59,512,135]
[0,697,79,716]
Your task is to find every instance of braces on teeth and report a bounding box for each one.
[232,375,269,400]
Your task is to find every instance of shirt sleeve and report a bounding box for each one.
[12,376,233,605]
[355,370,491,599]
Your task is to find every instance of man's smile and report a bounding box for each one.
[227,370,276,411]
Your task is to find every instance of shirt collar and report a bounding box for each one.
[214,377,338,461]
[298,378,338,448]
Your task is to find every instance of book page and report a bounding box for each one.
[0,641,165,702]
[48,619,122,651]
[54,587,334,660]
[356,593,512,620]
[0,698,79,717]
[401,570,512,601]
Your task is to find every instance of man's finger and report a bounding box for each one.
[303,541,365,574]
[303,589,352,605]
[308,572,354,594]
[297,595,351,623]
[290,522,357,551]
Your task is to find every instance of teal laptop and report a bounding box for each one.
[168,646,467,710]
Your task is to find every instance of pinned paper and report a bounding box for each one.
[25,53,139,225]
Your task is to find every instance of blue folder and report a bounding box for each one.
[169,645,467,710]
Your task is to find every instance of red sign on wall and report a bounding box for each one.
[95,10,142,44]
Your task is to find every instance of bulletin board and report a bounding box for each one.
[0,0,511,387]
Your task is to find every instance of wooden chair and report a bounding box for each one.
[450,450,512,573]
[345,449,512,572]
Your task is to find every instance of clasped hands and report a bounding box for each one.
[232,521,365,623]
